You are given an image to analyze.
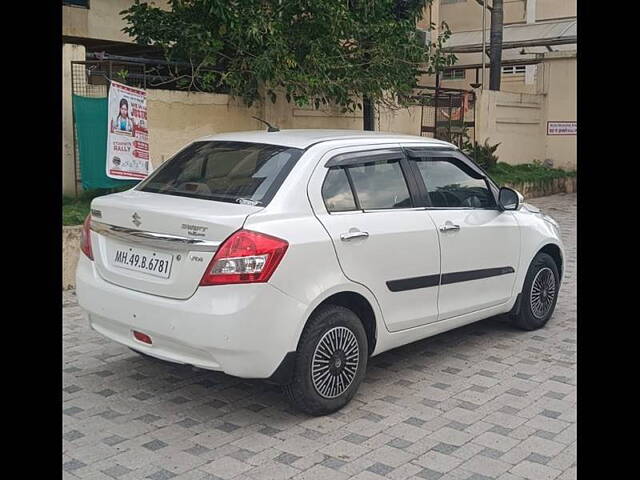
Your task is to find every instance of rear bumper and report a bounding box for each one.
[75,255,307,378]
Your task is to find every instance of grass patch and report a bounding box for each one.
[62,198,91,226]
[63,187,132,226]
[487,162,576,186]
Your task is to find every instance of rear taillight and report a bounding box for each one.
[200,229,288,286]
[80,214,93,260]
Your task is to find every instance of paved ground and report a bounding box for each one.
[63,193,576,480]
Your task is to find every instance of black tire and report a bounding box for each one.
[283,305,368,416]
[512,252,560,331]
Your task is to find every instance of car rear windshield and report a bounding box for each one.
[137,141,304,206]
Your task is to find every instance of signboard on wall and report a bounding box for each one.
[547,121,577,136]
[106,81,152,179]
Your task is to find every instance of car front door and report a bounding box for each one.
[404,147,521,321]
[308,145,441,332]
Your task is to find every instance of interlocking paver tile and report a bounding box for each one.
[366,462,394,476]
[460,454,512,477]
[473,431,520,452]
[274,452,302,465]
[63,459,87,472]
[344,433,369,445]
[293,464,349,480]
[387,437,413,449]
[518,437,566,457]
[414,450,464,473]
[246,461,299,480]
[200,456,252,479]
[415,467,444,479]
[430,426,474,446]
[147,468,178,480]
[102,464,132,477]
[510,460,562,480]
[63,194,576,479]
[432,442,459,455]
[64,430,85,442]
[143,440,169,452]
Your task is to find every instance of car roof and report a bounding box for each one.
[196,129,456,150]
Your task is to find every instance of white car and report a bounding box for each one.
[76,129,564,415]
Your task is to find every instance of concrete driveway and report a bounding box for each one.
[63,193,576,480]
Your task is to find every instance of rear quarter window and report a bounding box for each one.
[322,168,358,212]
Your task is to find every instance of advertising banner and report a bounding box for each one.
[106,81,152,179]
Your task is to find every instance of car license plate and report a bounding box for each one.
[112,246,173,279]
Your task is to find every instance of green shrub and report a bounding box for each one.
[487,162,576,186]
[463,138,501,170]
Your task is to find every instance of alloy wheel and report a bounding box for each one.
[311,326,359,399]
[530,267,556,319]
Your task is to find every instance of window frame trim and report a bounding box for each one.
[502,65,527,76]
[321,148,424,214]
[442,68,466,81]
[324,148,404,168]
[63,0,90,8]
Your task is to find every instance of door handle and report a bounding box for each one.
[340,230,369,241]
[439,221,461,232]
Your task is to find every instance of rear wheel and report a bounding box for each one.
[512,252,560,330]
[284,305,368,416]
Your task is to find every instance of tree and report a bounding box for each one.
[121,0,456,130]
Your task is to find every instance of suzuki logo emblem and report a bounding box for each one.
[132,212,142,227]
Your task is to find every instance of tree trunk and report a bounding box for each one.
[363,96,375,131]
[489,0,503,91]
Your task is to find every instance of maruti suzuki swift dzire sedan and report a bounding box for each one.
[76,129,564,415]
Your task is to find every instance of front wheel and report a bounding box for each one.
[512,252,560,330]
[284,305,368,416]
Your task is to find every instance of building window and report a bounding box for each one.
[502,65,526,75]
[63,0,89,7]
[442,69,465,81]
[441,0,467,4]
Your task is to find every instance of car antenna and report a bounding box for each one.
[252,116,280,132]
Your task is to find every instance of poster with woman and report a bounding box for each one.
[106,81,152,180]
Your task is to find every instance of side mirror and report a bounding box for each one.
[499,187,520,210]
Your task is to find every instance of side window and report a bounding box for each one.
[412,158,496,209]
[347,160,412,210]
[322,168,357,212]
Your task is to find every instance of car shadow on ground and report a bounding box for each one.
[95,313,523,425]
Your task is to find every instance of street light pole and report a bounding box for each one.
[489,0,504,91]
[482,0,486,90]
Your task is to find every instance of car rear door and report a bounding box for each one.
[308,145,441,332]
[403,147,521,320]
